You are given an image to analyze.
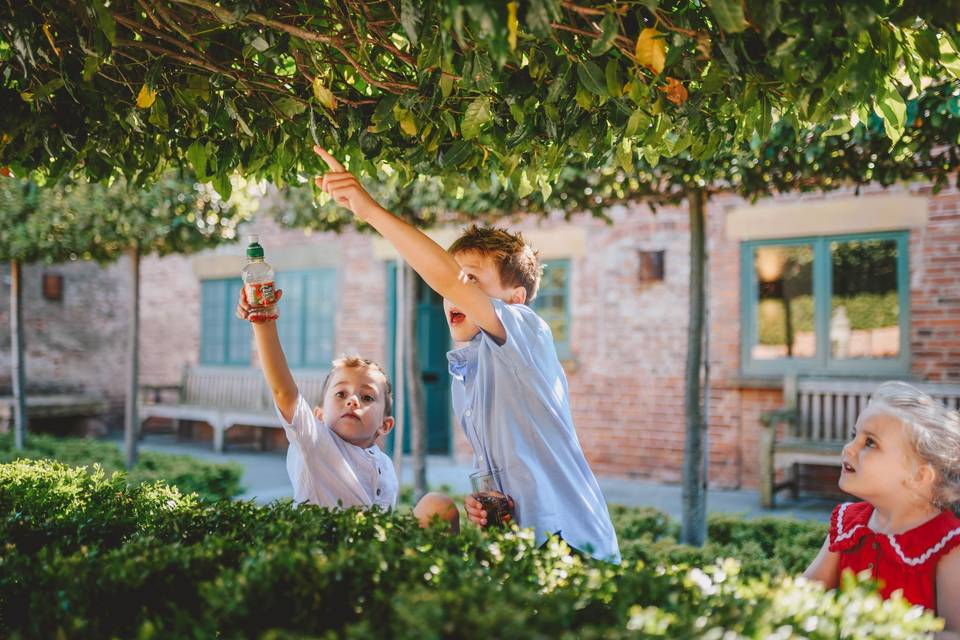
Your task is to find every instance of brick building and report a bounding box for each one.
[2,182,958,489]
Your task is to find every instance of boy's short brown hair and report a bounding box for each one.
[447,225,542,302]
[320,355,393,416]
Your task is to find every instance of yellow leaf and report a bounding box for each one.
[136,84,157,109]
[399,113,418,136]
[635,28,666,75]
[507,2,519,52]
[312,77,336,110]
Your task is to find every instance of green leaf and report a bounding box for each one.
[605,59,622,97]
[625,109,651,138]
[371,96,399,132]
[92,0,116,45]
[589,12,619,57]
[461,97,491,140]
[710,0,747,33]
[877,85,906,143]
[577,61,608,98]
[441,111,458,136]
[525,0,560,37]
[187,140,208,180]
[82,55,101,83]
[401,0,422,46]
[211,174,232,200]
[441,140,474,168]
[148,97,169,130]
[274,98,306,119]
[940,37,960,79]
[913,28,939,62]
[516,169,534,198]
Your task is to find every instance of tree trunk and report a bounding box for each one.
[124,246,140,470]
[10,260,26,451]
[391,261,406,477]
[405,265,428,501]
[681,188,708,546]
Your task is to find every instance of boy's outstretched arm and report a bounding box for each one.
[314,147,506,343]
[237,288,298,422]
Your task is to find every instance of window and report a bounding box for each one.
[531,259,572,359]
[200,278,252,366]
[274,269,337,369]
[741,231,909,376]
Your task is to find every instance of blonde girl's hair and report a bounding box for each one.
[869,381,960,510]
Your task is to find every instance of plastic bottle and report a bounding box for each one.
[242,234,277,319]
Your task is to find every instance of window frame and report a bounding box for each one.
[199,277,252,367]
[740,230,910,377]
[532,258,573,360]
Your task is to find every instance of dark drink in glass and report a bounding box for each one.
[470,467,512,528]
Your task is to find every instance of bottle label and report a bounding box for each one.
[245,282,276,307]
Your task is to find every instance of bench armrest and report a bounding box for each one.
[760,407,798,429]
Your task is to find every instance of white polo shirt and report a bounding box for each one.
[279,394,398,510]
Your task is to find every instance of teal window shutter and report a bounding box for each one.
[741,231,910,376]
[275,268,337,370]
[531,259,572,359]
[200,278,251,366]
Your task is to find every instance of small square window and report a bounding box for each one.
[42,273,63,302]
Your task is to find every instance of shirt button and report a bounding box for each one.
[478,456,485,462]
[378,467,381,475]
[867,562,874,570]
[465,409,472,417]
[376,488,381,496]
[872,542,880,550]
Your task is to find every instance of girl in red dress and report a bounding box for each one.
[805,381,960,638]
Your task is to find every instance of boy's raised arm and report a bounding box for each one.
[237,289,299,422]
[314,147,506,343]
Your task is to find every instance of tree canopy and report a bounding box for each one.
[3,1,960,210]
[0,172,247,263]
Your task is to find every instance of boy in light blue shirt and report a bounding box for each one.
[314,147,620,561]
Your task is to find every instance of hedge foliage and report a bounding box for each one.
[0,460,942,639]
[0,433,243,501]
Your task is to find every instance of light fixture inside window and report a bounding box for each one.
[42,273,63,301]
[638,250,665,283]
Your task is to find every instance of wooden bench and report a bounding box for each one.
[760,376,960,508]
[139,365,328,452]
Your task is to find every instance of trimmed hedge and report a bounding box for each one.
[0,460,941,639]
[0,433,243,501]
[611,505,829,579]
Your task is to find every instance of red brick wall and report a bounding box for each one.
[910,188,960,382]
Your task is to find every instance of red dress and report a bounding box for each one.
[829,501,960,610]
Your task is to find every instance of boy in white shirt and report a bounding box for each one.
[237,290,458,529]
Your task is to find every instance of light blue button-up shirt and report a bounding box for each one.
[448,299,620,562]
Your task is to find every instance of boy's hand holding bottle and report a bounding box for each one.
[237,234,282,323]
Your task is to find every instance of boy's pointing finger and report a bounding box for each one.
[313,145,345,172]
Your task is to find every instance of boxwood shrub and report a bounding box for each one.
[0,433,243,501]
[0,460,941,639]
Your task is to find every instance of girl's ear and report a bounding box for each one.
[911,462,938,495]
[510,286,527,305]
[378,416,396,437]
[314,406,324,421]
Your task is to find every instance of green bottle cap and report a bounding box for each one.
[246,234,264,259]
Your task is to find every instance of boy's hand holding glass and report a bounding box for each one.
[466,468,514,528]
[236,286,282,323]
